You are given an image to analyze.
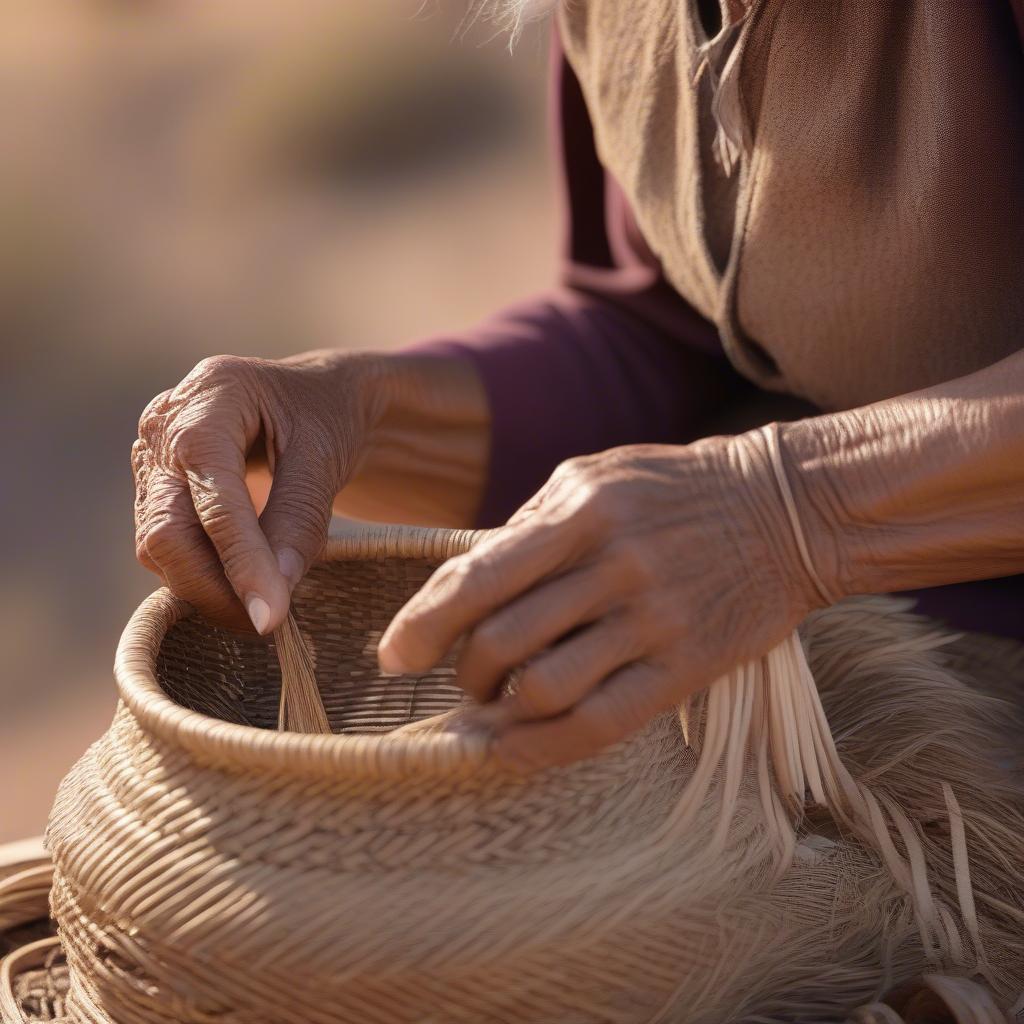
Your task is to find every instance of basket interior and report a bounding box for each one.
[155,557,466,733]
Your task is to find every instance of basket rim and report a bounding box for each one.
[113,523,494,780]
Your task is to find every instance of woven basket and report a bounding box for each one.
[0,847,1007,1024]
[17,525,1024,1023]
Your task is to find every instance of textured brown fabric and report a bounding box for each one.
[558,0,1024,411]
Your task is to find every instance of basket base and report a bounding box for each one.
[0,838,65,1024]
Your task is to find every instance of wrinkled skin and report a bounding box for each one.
[133,345,1024,771]
[132,350,817,770]
[379,438,818,771]
[133,351,383,633]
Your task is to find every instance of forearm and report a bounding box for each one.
[333,351,490,529]
[326,275,741,530]
[335,288,740,529]
[408,290,741,526]
[781,348,1024,599]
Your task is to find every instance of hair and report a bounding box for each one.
[461,0,559,39]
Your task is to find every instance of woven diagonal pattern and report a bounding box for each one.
[33,526,1024,1024]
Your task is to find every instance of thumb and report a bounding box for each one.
[259,436,339,594]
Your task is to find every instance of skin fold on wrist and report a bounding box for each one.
[775,358,1024,601]
[332,351,492,528]
[724,428,831,622]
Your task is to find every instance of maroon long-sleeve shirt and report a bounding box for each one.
[414,17,1024,642]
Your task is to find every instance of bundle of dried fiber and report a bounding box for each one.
[274,612,330,734]
[665,600,1024,1000]
[35,525,1024,1023]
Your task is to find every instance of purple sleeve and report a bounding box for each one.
[411,290,735,526]
[405,30,741,527]
[404,24,1024,642]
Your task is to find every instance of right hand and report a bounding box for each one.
[132,350,386,634]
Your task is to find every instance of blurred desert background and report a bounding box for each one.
[0,0,555,841]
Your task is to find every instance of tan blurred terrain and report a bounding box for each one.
[0,0,556,841]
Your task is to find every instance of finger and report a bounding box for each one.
[454,565,615,702]
[132,438,160,574]
[258,433,338,591]
[378,519,582,676]
[492,661,671,773]
[495,614,643,721]
[184,454,289,635]
[141,469,251,630]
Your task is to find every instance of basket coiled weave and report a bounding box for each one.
[40,526,1024,1023]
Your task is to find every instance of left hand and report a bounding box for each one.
[378,434,824,772]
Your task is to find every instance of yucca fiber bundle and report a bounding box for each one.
[12,525,1024,1023]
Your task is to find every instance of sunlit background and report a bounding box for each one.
[0,0,555,841]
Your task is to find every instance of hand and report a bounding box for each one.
[379,436,823,771]
[133,350,387,633]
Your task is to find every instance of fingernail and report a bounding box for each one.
[276,547,304,589]
[245,594,271,635]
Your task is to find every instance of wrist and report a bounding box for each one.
[774,417,855,601]
[723,427,835,620]
[381,348,487,419]
[326,347,490,527]
[273,347,393,436]
[281,348,476,441]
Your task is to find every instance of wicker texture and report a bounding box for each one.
[0,849,1007,1024]
[21,526,1024,1023]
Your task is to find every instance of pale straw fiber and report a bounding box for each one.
[274,612,331,735]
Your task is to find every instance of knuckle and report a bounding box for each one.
[193,501,253,564]
[549,456,599,503]
[515,664,565,717]
[625,592,669,643]
[168,424,223,470]
[452,553,498,603]
[557,453,598,479]
[165,420,195,465]
[569,492,621,539]
[134,533,155,567]
[189,483,232,531]
[469,618,514,670]
[133,489,149,525]
[137,389,172,436]
[592,620,640,667]
[192,353,245,380]
[131,438,151,484]
[141,513,190,564]
[567,487,601,526]
[396,577,449,627]
[605,537,658,590]
[572,701,619,748]
[429,555,470,598]
[553,455,584,481]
